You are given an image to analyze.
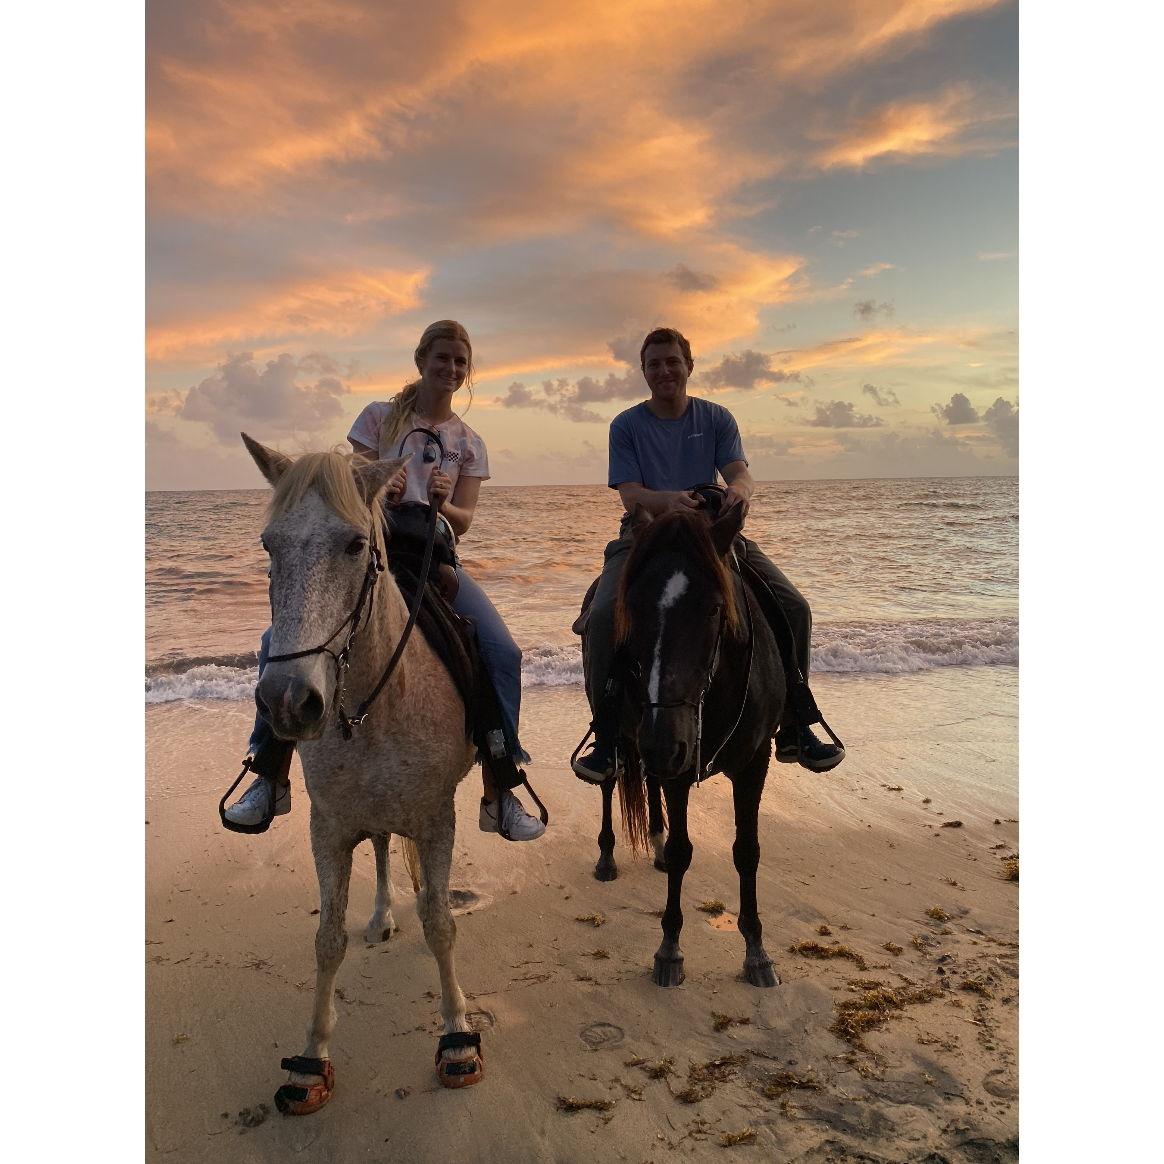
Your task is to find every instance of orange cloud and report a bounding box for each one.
[147,268,429,360]
[814,85,1015,169]
[774,325,995,373]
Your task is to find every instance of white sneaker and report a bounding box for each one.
[478,791,546,842]
[224,776,292,827]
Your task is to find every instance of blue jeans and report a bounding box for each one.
[247,565,527,763]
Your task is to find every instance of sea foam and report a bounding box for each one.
[144,617,1017,704]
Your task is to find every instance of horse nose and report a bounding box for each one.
[257,672,326,739]
[640,732,689,779]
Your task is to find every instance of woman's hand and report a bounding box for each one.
[428,468,453,507]
[386,464,408,502]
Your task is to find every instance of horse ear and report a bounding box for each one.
[354,455,408,505]
[709,505,744,556]
[241,432,292,486]
[630,504,654,537]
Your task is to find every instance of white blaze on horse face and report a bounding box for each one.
[648,570,689,712]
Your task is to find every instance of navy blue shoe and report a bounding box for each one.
[571,738,621,784]
[775,726,845,773]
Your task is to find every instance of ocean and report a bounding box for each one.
[145,476,1018,706]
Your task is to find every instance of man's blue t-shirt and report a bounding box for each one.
[608,397,747,492]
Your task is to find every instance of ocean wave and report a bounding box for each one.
[144,617,1016,704]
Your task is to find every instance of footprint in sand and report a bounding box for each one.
[982,1068,1018,1100]
[448,888,493,916]
[579,1022,625,1051]
[467,1009,496,1031]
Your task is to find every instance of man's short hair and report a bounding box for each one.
[639,327,694,371]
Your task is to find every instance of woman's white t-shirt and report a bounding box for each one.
[348,402,490,508]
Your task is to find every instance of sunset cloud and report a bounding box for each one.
[699,350,805,391]
[147,268,429,361]
[807,401,885,428]
[933,391,981,425]
[814,84,1015,170]
[176,352,351,444]
[862,383,901,407]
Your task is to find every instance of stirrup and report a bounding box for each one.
[218,757,277,835]
[500,770,550,841]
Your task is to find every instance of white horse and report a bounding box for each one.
[242,434,483,1113]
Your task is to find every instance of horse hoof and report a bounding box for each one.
[594,860,618,882]
[652,955,685,987]
[744,959,779,988]
[365,917,397,944]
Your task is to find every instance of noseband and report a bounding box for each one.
[264,428,444,740]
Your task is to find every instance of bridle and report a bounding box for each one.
[263,427,444,740]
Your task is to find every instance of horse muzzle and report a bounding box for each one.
[256,670,329,740]
[637,710,696,781]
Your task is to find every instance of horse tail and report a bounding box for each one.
[617,747,650,855]
[400,836,422,893]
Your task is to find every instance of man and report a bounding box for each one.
[572,326,844,781]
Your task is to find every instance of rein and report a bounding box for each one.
[265,428,445,740]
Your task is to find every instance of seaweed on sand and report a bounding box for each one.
[789,940,868,971]
[829,980,945,1049]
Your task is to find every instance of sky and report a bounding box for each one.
[146,0,1018,489]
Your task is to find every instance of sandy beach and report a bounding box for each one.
[146,668,1018,1162]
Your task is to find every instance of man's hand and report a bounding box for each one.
[721,483,750,520]
[667,490,702,514]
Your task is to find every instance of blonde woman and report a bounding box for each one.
[226,320,545,841]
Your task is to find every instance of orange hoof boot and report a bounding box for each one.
[435,1031,484,1088]
[274,1055,335,1115]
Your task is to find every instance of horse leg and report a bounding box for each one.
[275,823,352,1113]
[652,778,692,987]
[415,822,480,1085]
[365,833,397,944]
[731,747,779,988]
[647,771,667,872]
[595,775,618,881]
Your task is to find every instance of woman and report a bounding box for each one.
[225,320,545,842]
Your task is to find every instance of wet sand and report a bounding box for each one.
[146,668,1018,1162]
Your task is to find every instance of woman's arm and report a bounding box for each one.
[430,472,482,538]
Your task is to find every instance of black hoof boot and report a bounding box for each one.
[594,855,618,882]
[652,955,685,987]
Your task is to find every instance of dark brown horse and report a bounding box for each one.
[610,503,785,987]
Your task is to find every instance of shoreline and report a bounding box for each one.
[147,668,1017,1161]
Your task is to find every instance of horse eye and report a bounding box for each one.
[346,536,367,556]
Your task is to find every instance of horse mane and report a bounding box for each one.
[266,450,387,558]
[614,511,741,645]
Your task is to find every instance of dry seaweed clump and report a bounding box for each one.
[829,981,945,1049]
[960,975,995,999]
[940,820,964,828]
[626,1055,675,1080]
[575,912,606,927]
[720,1128,757,1146]
[675,1054,750,1103]
[1002,856,1019,881]
[817,924,832,936]
[587,948,611,959]
[789,940,868,971]
[712,1012,751,1032]
[556,1095,615,1113]
[925,906,951,922]
[882,941,904,955]
[757,1070,822,1100]
[698,900,727,916]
